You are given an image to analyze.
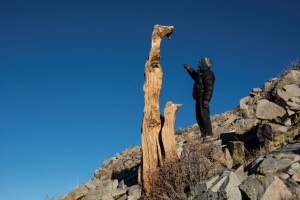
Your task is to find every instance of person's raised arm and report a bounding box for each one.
[183,64,198,80]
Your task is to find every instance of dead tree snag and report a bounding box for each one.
[161,101,181,163]
[141,24,174,195]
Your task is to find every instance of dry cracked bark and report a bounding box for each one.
[141,24,180,195]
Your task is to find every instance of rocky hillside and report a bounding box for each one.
[58,61,300,200]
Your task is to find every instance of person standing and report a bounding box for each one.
[183,57,215,142]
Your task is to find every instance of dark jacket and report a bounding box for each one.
[187,67,215,101]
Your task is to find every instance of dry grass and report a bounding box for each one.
[141,141,225,200]
[281,60,300,77]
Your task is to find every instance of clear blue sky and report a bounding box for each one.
[1,0,299,199]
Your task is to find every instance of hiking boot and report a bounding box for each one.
[199,135,215,143]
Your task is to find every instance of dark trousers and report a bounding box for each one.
[195,98,213,136]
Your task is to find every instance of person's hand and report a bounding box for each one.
[183,64,190,70]
[203,100,209,108]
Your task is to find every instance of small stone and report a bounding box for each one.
[84,181,97,190]
[177,146,183,158]
[287,109,295,116]
[128,196,139,200]
[292,169,300,182]
[213,139,222,146]
[110,189,127,198]
[105,179,118,190]
[224,148,233,169]
[240,96,251,110]
[291,162,300,170]
[101,193,114,200]
[118,194,128,200]
[186,131,196,138]
[288,168,296,176]
[234,165,245,181]
[118,180,127,190]
[250,92,258,97]
[279,173,290,180]
[90,178,104,188]
[128,185,141,198]
[115,153,122,159]
[65,185,89,200]
[269,77,278,82]
[252,88,262,93]
[284,118,292,126]
[263,82,272,92]
[278,126,289,133]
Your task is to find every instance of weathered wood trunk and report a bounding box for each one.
[161,101,181,163]
[141,24,174,195]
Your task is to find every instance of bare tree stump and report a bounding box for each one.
[161,101,181,163]
[141,24,174,195]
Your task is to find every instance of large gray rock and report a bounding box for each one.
[239,175,292,200]
[257,143,300,174]
[211,171,241,200]
[192,175,220,194]
[256,99,286,120]
[192,171,242,200]
[287,96,300,110]
[258,156,295,174]
[256,122,288,147]
[277,84,300,102]
[257,123,273,145]
[281,70,300,85]
[94,146,141,183]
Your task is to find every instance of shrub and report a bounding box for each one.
[142,141,225,200]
